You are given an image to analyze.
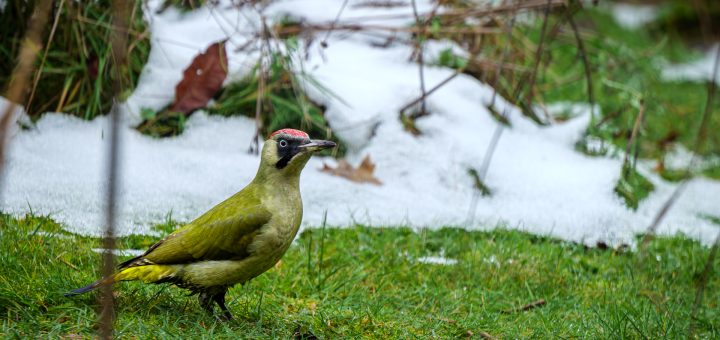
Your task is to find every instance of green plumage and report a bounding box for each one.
[66,131,336,319]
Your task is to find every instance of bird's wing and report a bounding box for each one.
[120,192,271,268]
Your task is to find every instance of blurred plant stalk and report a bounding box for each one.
[0,0,52,197]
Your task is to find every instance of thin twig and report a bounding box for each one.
[622,99,645,177]
[399,72,461,114]
[640,182,688,245]
[524,0,553,106]
[57,256,80,271]
[478,0,525,181]
[26,0,67,117]
[410,0,428,116]
[690,45,720,158]
[632,105,647,171]
[466,1,520,225]
[0,0,53,199]
[398,58,526,115]
[567,13,594,118]
[488,12,518,107]
[502,299,546,314]
[321,0,350,47]
[275,23,501,37]
[251,17,270,155]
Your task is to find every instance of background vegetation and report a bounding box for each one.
[0,0,149,119]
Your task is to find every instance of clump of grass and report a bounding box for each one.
[208,47,344,156]
[136,108,188,138]
[1,212,719,337]
[615,166,655,210]
[0,0,149,120]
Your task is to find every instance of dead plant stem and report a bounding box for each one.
[0,0,53,199]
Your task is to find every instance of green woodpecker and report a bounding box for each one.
[66,129,336,319]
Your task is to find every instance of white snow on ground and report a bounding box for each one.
[417,256,458,266]
[663,45,720,84]
[608,2,659,29]
[2,0,719,247]
[92,248,146,257]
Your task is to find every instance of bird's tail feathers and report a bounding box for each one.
[65,265,177,297]
[64,275,115,297]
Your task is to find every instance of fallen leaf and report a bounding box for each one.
[170,40,228,114]
[321,155,382,185]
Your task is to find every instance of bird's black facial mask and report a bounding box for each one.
[275,136,307,169]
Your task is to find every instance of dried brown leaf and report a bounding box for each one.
[169,40,228,114]
[321,155,382,185]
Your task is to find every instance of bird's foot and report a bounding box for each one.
[216,310,234,322]
[198,291,214,314]
[199,288,233,321]
[213,291,233,321]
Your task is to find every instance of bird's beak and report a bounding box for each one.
[299,139,337,152]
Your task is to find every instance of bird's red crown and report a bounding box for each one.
[269,128,309,139]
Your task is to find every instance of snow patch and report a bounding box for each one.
[609,3,659,29]
[662,45,720,84]
[417,256,458,265]
[92,248,147,257]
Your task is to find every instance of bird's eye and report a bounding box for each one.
[279,140,288,148]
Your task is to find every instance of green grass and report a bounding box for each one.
[0,0,149,119]
[615,166,656,210]
[1,213,719,338]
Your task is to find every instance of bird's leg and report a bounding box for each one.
[212,287,233,321]
[198,291,214,315]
